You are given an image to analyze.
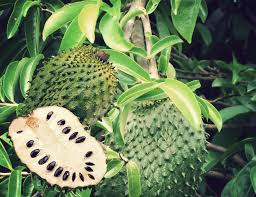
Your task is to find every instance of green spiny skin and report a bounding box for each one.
[19,46,117,125]
[96,99,207,197]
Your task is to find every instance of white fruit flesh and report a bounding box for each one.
[9,106,107,188]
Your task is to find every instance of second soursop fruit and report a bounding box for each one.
[96,99,207,197]
[20,46,117,125]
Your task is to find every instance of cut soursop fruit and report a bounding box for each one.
[96,99,207,197]
[9,106,107,188]
[19,46,117,125]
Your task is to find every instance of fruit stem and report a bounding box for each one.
[0,102,18,107]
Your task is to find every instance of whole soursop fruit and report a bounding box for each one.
[9,106,107,188]
[19,46,117,125]
[96,99,207,197]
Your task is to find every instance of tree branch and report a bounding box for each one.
[0,171,30,177]
[207,170,232,180]
[207,142,246,166]
[205,123,256,130]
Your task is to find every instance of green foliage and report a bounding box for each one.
[0,0,255,196]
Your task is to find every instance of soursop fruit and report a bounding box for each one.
[19,46,117,125]
[9,106,107,188]
[96,99,207,197]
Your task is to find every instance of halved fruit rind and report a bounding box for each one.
[9,106,107,188]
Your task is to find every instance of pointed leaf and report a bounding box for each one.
[220,105,250,123]
[20,54,44,98]
[117,82,162,107]
[160,79,202,130]
[7,0,28,39]
[105,146,120,160]
[59,17,86,51]
[127,160,141,197]
[24,6,40,57]
[78,1,100,43]
[105,49,150,81]
[42,1,86,40]
[0,132,13,146]
[3,59,28,102]
[8,170,22,197]
[250,166,256,193]
[199,0,208,23]
[187,80,201,91]
[0,77,5,102]
[99,13,134,51]
[23,175,34,197]
[197,97,222,131]
[171,0,201,43]
[146,0,161,14]
[196,23,212,46]
[42,0,64,11]
[136,89,167,101]
[0,106,17,123]
[245,144,255,161]
[0,141,13,170]
[150,35,183,56]
[104,159,124,178]
[120,9,145,28]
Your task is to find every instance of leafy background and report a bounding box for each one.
[0,0,255,196]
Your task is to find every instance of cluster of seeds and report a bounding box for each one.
[9,106,107,188]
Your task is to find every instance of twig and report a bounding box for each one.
[0,102,18,107]
[205,123,256,130]
[0,171,30,177]
[207,142,246,166]
[209,94,238,103]
[206,170,232,180]
[140,14,159,79]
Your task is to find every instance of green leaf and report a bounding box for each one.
[59,17,85,51]
[204,137,256,173]
[197,97,209,120]
[0,177,9,197]
[22,0,40,17]
[117,82,162,107]
[120,9,145,28]
[104,159,124,178]
[250,166,256,193]
[105,49,150,81]
[196,23,212,46]
[0,132,13,146]
[42,0,64,11]
[0,0,15,10]
[129,47,147,59]
[160,79,202,130]
[78,0,100,43]
[146,0,161,14]
[3,59,28,102]
[24,6,40,57]
[186,80,201,91]
[199,0,208,23]
[112,104,130,146]
[23,175,34,197]
[20,54,44,98]
[105,146,120,160]
[127,160,141,197]
[155,10,171,38]
[0,77,5,102]
[171,0,201,43]
[245,144,255,161]
[197,97,222,131]
[150,35,183,56]
[0,106,17,124]
[76,188,91,197]
[171,0,182,15]
[8,170,22,197]
[0,141,13,170]
[136,89,167,101]
[42,1,86,40]
[99,13,134,51]
[7,0,28,39]
[220,105,250,123]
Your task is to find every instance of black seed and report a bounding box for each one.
[88,174,95,180]
[79,173,84,182]
[72,172,76,182]
[38,156,49,165]
[46,111,53,120]
[54,167,63,177]
[63,171,70,181]
[26,140,34,148]
[85,166,93,172]
[30,149,40,158]
[85,162,95,166]
[75,136,86,143]
[69,132,78,140]
[47,161,56,171]
[57,119,65,125]
[17,130,23,134]
[85,151,93,158]
[62,127,71,134]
